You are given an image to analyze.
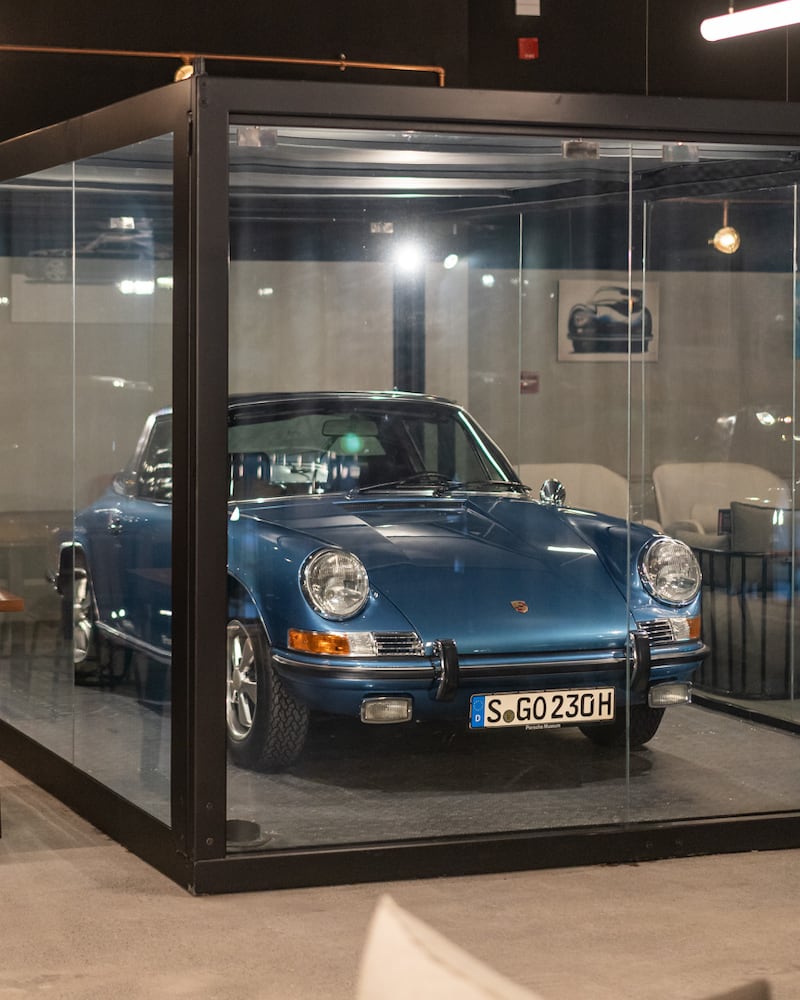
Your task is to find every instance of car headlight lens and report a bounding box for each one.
[301,549,370,620]
[640,537,702,606]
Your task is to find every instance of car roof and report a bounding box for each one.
[229,390,456,407]
[149,390,461,420]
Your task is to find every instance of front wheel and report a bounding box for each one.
[226,619,309,770]
[65,567,127,686]
[579,704,665,748]
[63,566,101,680]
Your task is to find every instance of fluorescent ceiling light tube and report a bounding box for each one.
[701,1,800,40]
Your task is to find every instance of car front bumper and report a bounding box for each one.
[272,638,709,721]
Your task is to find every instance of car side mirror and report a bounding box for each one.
[539,478,566,506]
[113,470,137,497]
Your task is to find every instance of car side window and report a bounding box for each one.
[137,417,173,501]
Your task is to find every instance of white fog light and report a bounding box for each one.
[648,682,692,707]
[360,697,413,724]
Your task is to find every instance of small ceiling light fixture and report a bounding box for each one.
[662,142,699,163]
[701,0,800,41]
[561,139,599,160]
[117,279,155,295]
[174,57,194,81]
[710,202,741,254]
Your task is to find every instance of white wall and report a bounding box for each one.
[229,261,394,394]
[1,255,794,519]
[468,267,794,477]
[0,258,172,511]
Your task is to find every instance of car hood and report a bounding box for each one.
[236,494,633,654]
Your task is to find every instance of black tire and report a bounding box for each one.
[579,704,665,748]
[226,619,309,770]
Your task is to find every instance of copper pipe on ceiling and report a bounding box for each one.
[0,43,446,87]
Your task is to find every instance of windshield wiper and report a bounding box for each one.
[350,473,530,497]
[351,471,454,496]
[460,479,530,493]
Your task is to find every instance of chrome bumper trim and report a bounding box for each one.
[272,643,708,682]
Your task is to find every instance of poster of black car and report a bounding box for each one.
[558,280,659,361]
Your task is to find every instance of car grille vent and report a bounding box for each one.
[638,619,684,645]
[373,632,424,656]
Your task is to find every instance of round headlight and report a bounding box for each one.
[301,549,370,620]
[640,537,702,606]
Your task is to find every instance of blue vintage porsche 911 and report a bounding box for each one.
[58,391,706,770]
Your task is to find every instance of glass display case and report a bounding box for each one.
[0,76,798,892]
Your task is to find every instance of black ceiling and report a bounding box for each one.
[3,0,800,143]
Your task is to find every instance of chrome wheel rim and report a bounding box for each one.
[226,622,258,742]
[72,574,92,665]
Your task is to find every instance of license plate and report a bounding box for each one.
[469,688,615,730]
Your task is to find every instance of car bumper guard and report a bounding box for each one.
[432,638,459,701]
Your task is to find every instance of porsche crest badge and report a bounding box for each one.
[510,600,529,614]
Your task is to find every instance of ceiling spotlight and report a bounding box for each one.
[712,226,741,253]
[393,241,424,273]
[710,202,741,254]
[174,58,194,81]
[701,0,800,40]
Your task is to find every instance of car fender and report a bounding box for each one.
[227,512,418,649]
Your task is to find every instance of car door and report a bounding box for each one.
[90,413,173,657]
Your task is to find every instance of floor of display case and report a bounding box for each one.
[0,631,172,824]
[225,704,800,850]
[1,632,798,850]
[696,691,800,727]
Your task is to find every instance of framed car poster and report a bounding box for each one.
[557,279,659,361]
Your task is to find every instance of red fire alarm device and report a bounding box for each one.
[517,37,540,60]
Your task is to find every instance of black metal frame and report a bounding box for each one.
[1,74,800,893]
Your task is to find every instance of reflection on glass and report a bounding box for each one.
[646,191,798,721]
[0,136,173,823]
[70,140,173,821]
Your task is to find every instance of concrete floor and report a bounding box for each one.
[0,759,798,1000]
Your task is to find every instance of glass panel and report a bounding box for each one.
[224,123,800,854]
[635,159,800,821]
[225,126,636,850]
[0,136,174,824]
[0,164,74,758]
[71,138,173,821]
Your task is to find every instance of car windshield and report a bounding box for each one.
[227,397,520,499]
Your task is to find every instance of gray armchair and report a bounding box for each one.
[653,462,789,551]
